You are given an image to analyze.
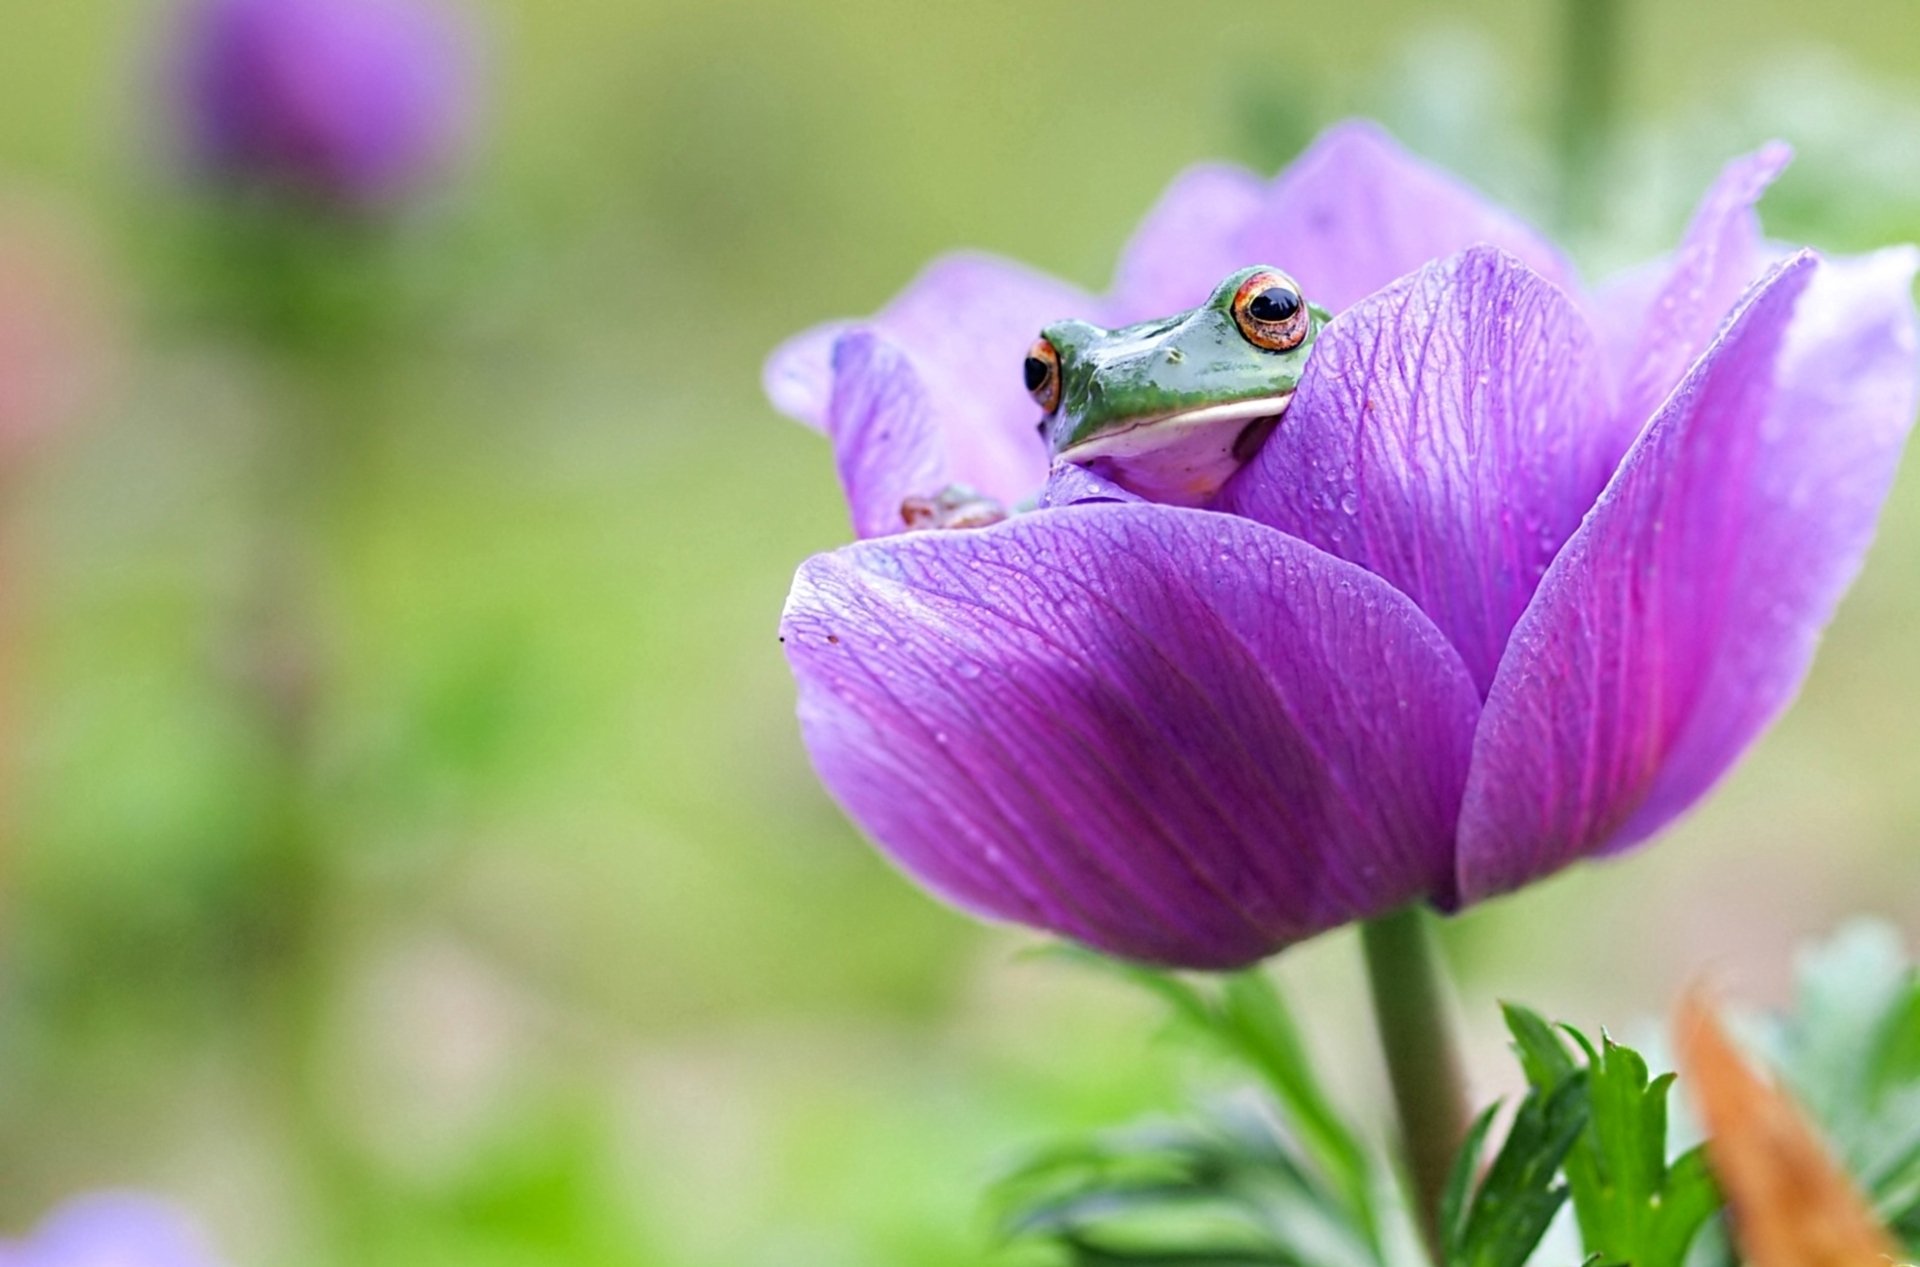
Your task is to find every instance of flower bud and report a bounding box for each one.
[177,0,475,210]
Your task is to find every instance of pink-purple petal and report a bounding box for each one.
[1606,144,1792,435]
[765,252,1090,509]
[1243,120,1579,313]
[1107,162,1269,322]
[781,504,1482,968]
[1457,248,1919,901]
[763,321,847,430]
[1220,246,1614,693]
[1039,461,1144,509]
[1,1194,221,1267]
[820,332,946,539]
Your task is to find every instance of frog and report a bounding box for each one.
[1023,265,1329,507]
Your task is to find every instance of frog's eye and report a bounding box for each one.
[1232,271,1311,351]
[1024,337,1062,413]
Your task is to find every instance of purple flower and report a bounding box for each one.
[176,0,474,209]
[768,122,1920,970]
[0,1194,222,1267]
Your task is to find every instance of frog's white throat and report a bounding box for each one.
[1055,392,1295,508]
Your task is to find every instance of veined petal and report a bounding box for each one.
[1457,248,1920,902]
[821,332,947,539]
[1039,461,1144,509]
[763,321,847,429]
[1605,143,1792,436]
[764,252,1092,509]
[781,504,1482,968]
[1220,246,1614,693]
[1107,162,1268,322]
[1243,120,1577,312]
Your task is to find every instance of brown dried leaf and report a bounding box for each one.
[1675,992,1904,1267]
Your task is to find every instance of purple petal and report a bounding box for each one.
[1221,246,1614,693]
[1,1193,221,1267]
[819,332,946,539]
[763,321,847,430]
[1242,120,1577,313]
[1107,162,1268,322]
[763,252,1092,509]
[1604,144,1792,436]
[1038,461,1144,509]
[1586,257,1664,401]
[781,504,1482,968]
[1457,248,1920,902]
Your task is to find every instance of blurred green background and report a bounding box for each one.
[0,1,1917,1263]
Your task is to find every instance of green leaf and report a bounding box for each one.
[1454,1008,1718,1267]
[1041,953,1385,1259]
[1501,1003,1576,1092]
[1214,974,1377,1230]
[994,954,1411,1267]
[991,1107,1381,1267]
[1451,1081,1589,1267]
[1441,1007,1589,1267]
[1548,1026,1717,1267]
[1438,1104,1499,1250]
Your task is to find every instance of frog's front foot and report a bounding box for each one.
[900,486,1008,532]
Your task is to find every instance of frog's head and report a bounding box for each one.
[1026,266,1329,506]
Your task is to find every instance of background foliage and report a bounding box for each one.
[0,1,1917,1263]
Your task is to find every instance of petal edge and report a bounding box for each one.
[1458,248,1918,901]
[783,503,1483,967]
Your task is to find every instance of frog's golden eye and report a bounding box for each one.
[1024,337,1062,413]
[1232,271,1311,351]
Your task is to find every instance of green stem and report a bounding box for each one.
[1360,906,1471,1264]
[221,204,394,1258]
[1556,0,1624,237]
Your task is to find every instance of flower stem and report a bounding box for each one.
[1556,0,1623,237]
[217,205,394,1257]
[1360,906,1471,1263]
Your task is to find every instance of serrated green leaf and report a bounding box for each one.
[1557,1029,1718,1267]
[1501,1003,1576,1091]
[1472,1009,1718,1267]
[1651,1146,1722,1264]
[1449,1077,1587,1267]
[1440,1008,1593,1267]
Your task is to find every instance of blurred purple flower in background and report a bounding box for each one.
[176,0,474,209]
[0,1194,221,1267]
[768,122,1920,969]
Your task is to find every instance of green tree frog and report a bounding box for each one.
[1027,265,1329,506]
